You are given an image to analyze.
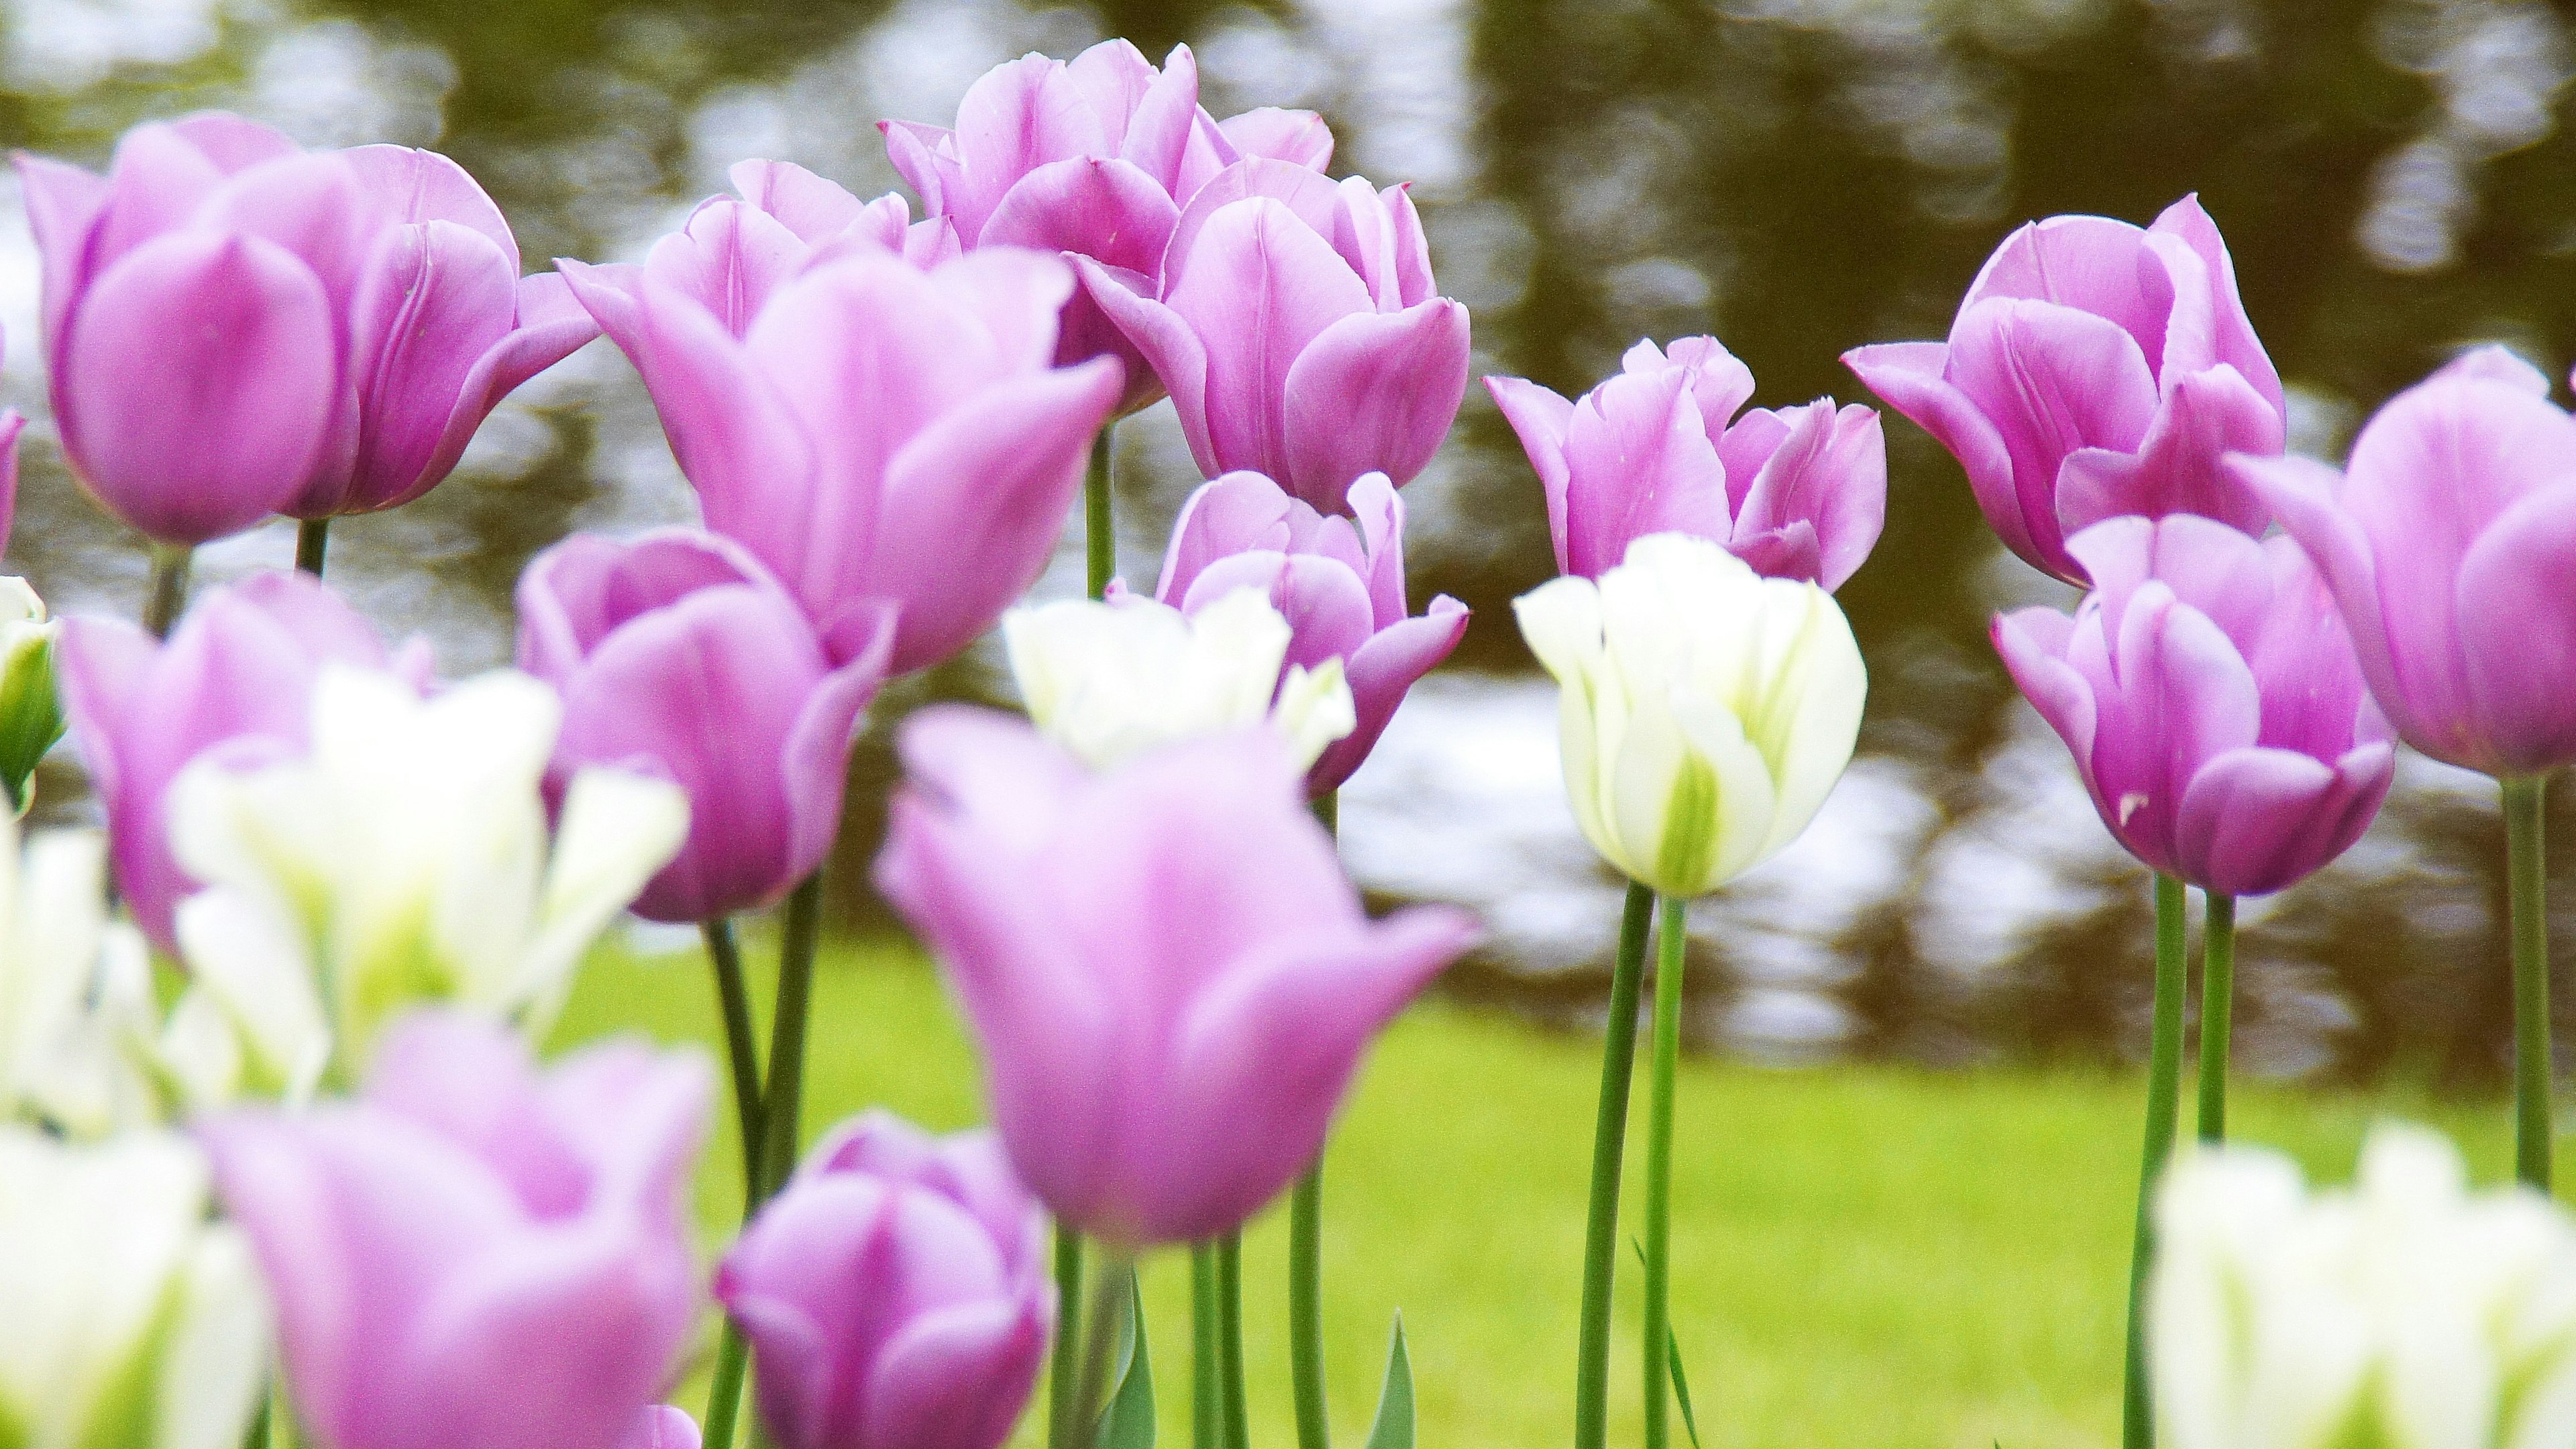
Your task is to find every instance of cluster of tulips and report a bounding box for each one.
[5,34,2576,1449]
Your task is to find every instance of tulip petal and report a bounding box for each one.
[1486,375,1578,567]
[1552,368,1733,580]
[862,1299,1049,1449]
[86,122,229,276]
[1279,297,1468,509]
[315,220,519,517]
[1162,160,1346,290]
[1116,43,1199,193]
[402,270,601,508]
[1730,400,1887,593]
[1157,471,1298,603]
[777,602,896,890]
[15,153,110,357]
[2148,195,2283,415]
[1166,198,1372,484]
[2455,483,2576,775]
[1992,607,2100,776]
[643,197,814,338]
[951,58,1108,243]
[1945,296,2159,578]
[1841,340,2047,576]
[2433,343,2551,394]
[2174,741,2394,896]
[979,157,1179,277]
[1077,254,1213,468]
[1220,109,1334,172]
[1959,214,2167,369]
[1312,598,1468,793]
[2055,364,2282,541]
[341,145,519,268]
[729,158,867,245]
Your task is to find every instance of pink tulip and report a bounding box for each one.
[1843,194,2282,584]
[718,1111,1050,1449]
[2228,347,2576,777]
[628,161,957,343]
[1488,336,1886,589]
[561,240,1121,676]
[56,570,425,951]
[202,1010,708,1449]
[1994,514,2394,896]
[1152,470,1466,792]
[882,40,1332,415]
[873,708,1478,1248]
[17,112,599,541]
[619,1409,699,1449]
[1078,161,1470,513]
[515,529,898,924]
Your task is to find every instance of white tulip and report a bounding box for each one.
[1513,533,1866,898]
[0,818,160,1137]
[0,1126,269,1449]
[1003,586,1356,770]
[166,665,689,1091]
[2155,1124,2576,1449]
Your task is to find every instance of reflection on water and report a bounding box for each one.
[10,0,2576,1082]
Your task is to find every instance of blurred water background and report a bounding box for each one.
[11,0,2576,1084]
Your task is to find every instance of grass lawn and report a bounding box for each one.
[551,934,2549,1449]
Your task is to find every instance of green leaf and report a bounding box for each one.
[1097,1272,1155,1449]
[1362,1313,1413,1449]
[1631,1239,1703,1449]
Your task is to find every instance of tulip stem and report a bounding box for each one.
[1574,882,1654,1449]
[2196,894,2235,1143]
[1049,1228,1088,1449]
[1193,1244,1223,1449]
[1220,1232,1250,1449]
[1642,896,1686,1449]
[1073,1256,1138,1444]
[295,518,329,577]
[2124,874,2189,1449]
[1086,427,1115,599]
[702,917,764,1199]
[2507,775,2554,1191]
[702,1323,753,1449]
[142,543,192,640]
[756,876,823,1199]
[1293,788,1336,1449]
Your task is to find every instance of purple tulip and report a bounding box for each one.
[1152,470,1467,792]
[629,161,958,345]
[2227,347,2576,778]
[717,1111,1051,1449]
[201,1010,708,1449]
[1843,194,2283,584]
[1993,514,2394,896]
[1078,161,1470,515]
[515,529,898,924]
[882,40,1332,415]
[562,239,1121,676]
[619,1409,700,1449]
[1487,336,1887,589]
[17,112,600,541]
[56,570,424,951]
[874,708,1478,1248]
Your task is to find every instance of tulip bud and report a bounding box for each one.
[2154,1125,2576,1449]
[0,578,60,814]
[1514,532,1866,898]
[0,1126,270,1449]
[1003,586,1356,771]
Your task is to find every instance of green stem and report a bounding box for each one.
[1642,896,1686,1449]
[1072,1256,1137,1443]
[1293,785,1337,1449]
[2508,775,2554,1191]
[1574,882,1655,1449]
[2196,894,2235,1143]
[757,877,823,1199]
[1085,427,1115,600]
[294,518,329,576]
[1049,1228,1089,1449]
[702,1322,752,1449]
[2124,875,2189,1449]
[1220,1232,1249,1449]
[702,917,764,1200]
[143,543,193,640]
[1193,1244,1223,1449]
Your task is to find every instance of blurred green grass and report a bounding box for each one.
[552,934,2551,1449]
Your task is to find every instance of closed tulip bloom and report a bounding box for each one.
[517,529,897,924]
[56,571,419,953]
[0,576,62,816]
[1080,163,1470,513]
[2227,347,2576,778]
[1154,470,1466,792]
[17,113,599,537]
[1843,195,2283,584]
[1994,515,2394,896]
[203,1011,708,1449]
[875,708,1477,1247]
[1515,533,1866,898]
[719,1112,1050,1449]
[2154,1125,2576,1449]
[626,161,957,343]
[564,243,1121,675]
[1489,337,1887,590]
[883,40,1331,414]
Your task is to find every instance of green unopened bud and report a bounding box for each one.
[0,580,62,816]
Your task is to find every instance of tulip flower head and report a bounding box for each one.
[1003,586,1356,772]
[0,1126,270,1449]
[1489,336,1887,590]
[1515,533,1866,898]
[203,1011,707,1449]
[875,708,1477,1247]
[517,529,898,924]
[0,576,62,815]
[1993,515,2394,896]
[564,241,1122,676]
[719,1112,1051,1449]
[164,665,688,1095]
[17,113,600,538]
[0,820,162,1138]
[2229,347,2576,779]
[2154,1124,2576,1449]
[1844,194,2284,584]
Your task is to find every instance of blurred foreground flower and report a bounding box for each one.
[0,576,61,815]
[1515,532,1866,898]
[204,1012,706,1449]
[621,1409,701,1449]
[0,1126,269,1449]
[720,1111,1051,1449]
[0,820,158,1136]
[1004,586,1354,771]
[2155,1125,2576,1449]
[875,708,1475,1248]
[1491,335,1886,590]
[165,665,688,1095]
